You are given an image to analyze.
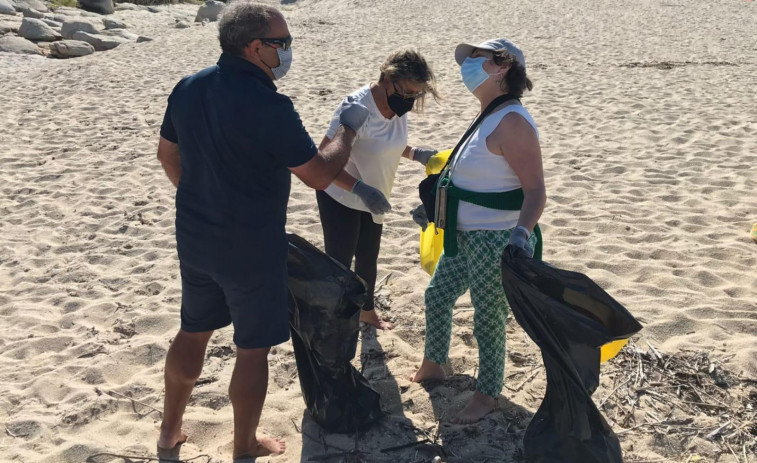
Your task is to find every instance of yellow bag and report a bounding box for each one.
[419,150,452,276]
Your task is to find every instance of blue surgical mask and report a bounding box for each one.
[271,47,292,80]
[460,56,496,93]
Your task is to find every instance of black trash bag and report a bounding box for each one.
[287,233,382,433]
[500,247,643,463]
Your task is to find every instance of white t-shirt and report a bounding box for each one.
[450,105,539,231]
[324,85,408,224]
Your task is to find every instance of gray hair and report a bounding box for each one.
[218,1,279,57]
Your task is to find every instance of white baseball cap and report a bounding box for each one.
[454,38,526,69]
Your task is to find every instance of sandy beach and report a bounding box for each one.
[1,0,756,461]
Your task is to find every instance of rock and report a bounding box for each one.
[10,0,46,13]
[135,35,151,43]
[114,2,141,11]
[146,6,159,13]
[100,28,136,40]
[102,17,126,29]
[61,18,101,39]
[71,30,127,50]
[18,17,59,41]
[0,0,15,15]
[194,0,224,22]
[50,39,93,58]
[21,7,42,18]
[0,35,41,54]
[40,18,61,28]
[175,20,190,29]
[0,19,19,34]
[79,0,113,15]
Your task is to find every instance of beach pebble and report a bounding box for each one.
[18,17,60,41]
[50,39,94,58]
[61,18,102,39]
[0,0,15,15]
[0,35,42,54]
[194,0,224,22]
[136,35,152,43]
[175,20,191,29]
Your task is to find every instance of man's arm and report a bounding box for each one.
[157,136,181,188]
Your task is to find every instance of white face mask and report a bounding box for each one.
[270,47,292,80]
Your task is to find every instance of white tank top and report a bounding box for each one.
[450,104,539,231]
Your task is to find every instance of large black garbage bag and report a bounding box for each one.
[500,247,642,463]
[287,234,382,433]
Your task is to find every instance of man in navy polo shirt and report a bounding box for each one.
[155,1,371,459]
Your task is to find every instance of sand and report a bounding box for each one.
[1,0,755,461]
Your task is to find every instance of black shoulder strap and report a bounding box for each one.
[442,93,518,170]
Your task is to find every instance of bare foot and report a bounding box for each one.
[360,309,394,330]
[234,435,286,460]
[157,429,187,461]
[411,358,446,383]
[450,391,496,425]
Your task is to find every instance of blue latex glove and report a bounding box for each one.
[352,180,391,215]
[507,226,534,258]
[338,96,369,132]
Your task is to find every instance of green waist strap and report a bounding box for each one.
[442,184,543,260]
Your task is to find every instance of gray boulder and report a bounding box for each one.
[11,0,46,13]
[18,17,59,41]
[21,7,42,18]
[0,0,15,15]
[50,39,94,58]
[79,0,113,15]
[0,35,42,54]
[194,0,224,22]
[102,17,126,29]
[71,30,127,50]
[40,18,61,28]
[61,18,101,39]
[100,28,136,40]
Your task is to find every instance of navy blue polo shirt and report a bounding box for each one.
[160,53,317,275]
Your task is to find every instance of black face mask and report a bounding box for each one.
[386,92,415,117]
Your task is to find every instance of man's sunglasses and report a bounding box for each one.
[253,35,293,51]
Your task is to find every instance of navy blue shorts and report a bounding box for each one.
[179,260,290,349]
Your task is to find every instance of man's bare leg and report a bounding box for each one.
[158,329,213,450]
[229,346,286,459]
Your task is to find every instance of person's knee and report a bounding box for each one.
[235,346,271,365]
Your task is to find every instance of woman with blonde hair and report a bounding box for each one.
[317,49,439,329]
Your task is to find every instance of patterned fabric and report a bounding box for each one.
[423,228,537,397]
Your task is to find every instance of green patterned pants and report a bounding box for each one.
[423,228,536,397]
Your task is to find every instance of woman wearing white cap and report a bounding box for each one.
[412,38,546,424]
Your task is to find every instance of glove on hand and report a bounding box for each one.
[338,96,369,132]
[410,204,429,231]
[507,226,534,258]
[352,180,391,215]
[411,147,438,166]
